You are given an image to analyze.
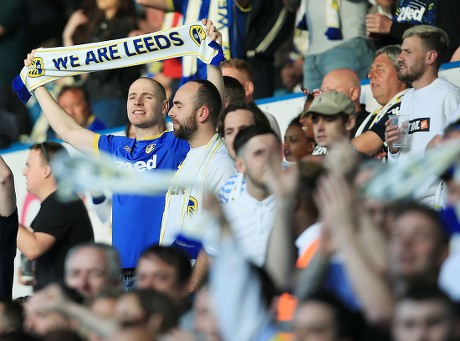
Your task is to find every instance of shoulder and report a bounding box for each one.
[162,131,190,154]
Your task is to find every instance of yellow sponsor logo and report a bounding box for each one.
[28,57,45,78]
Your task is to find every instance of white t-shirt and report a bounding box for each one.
[160,134,235,245]
[204,191,277,267]
[389,78,460,161]
[388,78,460,205]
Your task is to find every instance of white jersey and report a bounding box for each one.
[160,134,235,245]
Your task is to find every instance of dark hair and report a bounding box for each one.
[222,58,254,81]
[0,331,42,341]
[138,77,167,102]
[57,85,90,105]
[223,76,246,106]
[29,142,68,164]
[391,201,449,245]
[443,118,460,137]
[217,101,271,137]
[138,245,192,286]
[42,330,85,341]
[0,299,24,332]
[191,80,222,128]
[132,289,179,333]
[288,115,302,128]
[72,0,137,45]
[233,125,280,156]
[300,290,361,339]
[396,285,454,314]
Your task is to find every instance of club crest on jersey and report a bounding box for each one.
[146,144,156,154]
[190,25,206,47]
[187,196,198,216]
[28,57,45,78]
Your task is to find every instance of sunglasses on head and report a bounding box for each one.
[301,87,323,98]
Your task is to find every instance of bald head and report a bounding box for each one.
[321,68,361,110]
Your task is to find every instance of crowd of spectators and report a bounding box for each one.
[1,1,460,341]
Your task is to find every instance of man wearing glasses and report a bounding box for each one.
[17,142,94,291]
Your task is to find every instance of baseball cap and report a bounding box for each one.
[305,91,355,117]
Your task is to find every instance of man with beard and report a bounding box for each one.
[160,34,235,291]
[24,20,224,291]
[385,25,460,205]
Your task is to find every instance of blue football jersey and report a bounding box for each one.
[96,131,189,268]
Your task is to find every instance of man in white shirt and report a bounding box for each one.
[205,125,282,267]
[386,25,460,205]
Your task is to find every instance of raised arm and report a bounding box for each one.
[263,161,298,290]
[202,19,225,113]
[24,51,97,155]
[314,174,394,326]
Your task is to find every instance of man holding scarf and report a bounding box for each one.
[22,19,225,291]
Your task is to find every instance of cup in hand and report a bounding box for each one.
[20,253,35,284]
[388,114,410,148]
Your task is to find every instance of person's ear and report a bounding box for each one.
[426,50,438,66]
[235,156,246,173]
[161,99,169,115]
[345,116,356,132]
[197,106,210,123]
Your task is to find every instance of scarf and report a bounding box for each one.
[160,134,227,258]
[12,21,224,104]
[355,89,409,137]
[181,0,231,80]
[325,0,342,40]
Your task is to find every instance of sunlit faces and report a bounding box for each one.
[65,247,113,300]
[223,109,255,159]
[368,53,404,105]
[237,134,282,190]
[389,211,447,280]
[135,256,183,305]
[58,89,91,127]
[284,124,312,162]
[127,78,167,129]
[393,299,454,341]
[22,149,48,196]
[311,114,350,148]
[169,82,200,140]
[293,302,338,341]
[398,36,429,84]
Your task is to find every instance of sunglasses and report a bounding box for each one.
[301,87,323,98]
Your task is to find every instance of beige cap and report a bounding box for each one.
[306,91,355,117]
